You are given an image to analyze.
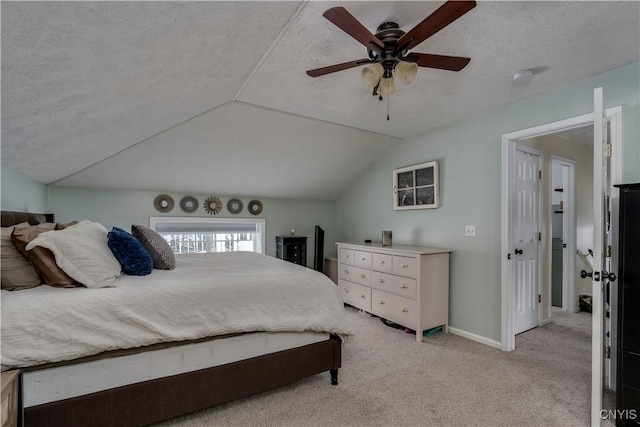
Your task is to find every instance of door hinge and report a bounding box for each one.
[538,232,542,241]
[605,143,612,157]
[538,170,542,179]
[605,345,611,359]
[606,245,612,258]
[538,294,541,303]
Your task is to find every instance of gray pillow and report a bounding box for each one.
[131,224,175,270]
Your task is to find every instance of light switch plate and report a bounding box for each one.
[464,225,476,237]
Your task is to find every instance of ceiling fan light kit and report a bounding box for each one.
[394,61,419,85]
[378,76,396,96]
[361,63,384,88]
[307,0,477,106]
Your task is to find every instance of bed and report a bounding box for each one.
[0,210,351,427]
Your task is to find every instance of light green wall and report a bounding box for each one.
[335,62,640,342]
[0,167,47,212]
[47,186,336,266]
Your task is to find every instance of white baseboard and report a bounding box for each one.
[448,326,502,350]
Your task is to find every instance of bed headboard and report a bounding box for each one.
[1,210,55,227]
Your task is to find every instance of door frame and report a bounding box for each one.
[500,106,622,352]
[550,155,576,313]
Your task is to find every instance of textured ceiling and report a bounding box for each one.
[1,1,638,200]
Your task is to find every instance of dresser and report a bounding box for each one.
[615,184,640,426]
[276,236,307,266]
[336,242,450,342]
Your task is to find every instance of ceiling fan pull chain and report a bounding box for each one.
[387,87,390,121]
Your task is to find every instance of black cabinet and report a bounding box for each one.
[276,236,307,266]
[615,183,640,427]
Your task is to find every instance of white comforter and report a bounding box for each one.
[1,252,353,370]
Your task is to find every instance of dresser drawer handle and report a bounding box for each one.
[400,307,408,312]
[344,270,349,274]
[379,300,385,305]
[378,279,385,283]
[360,294,366,299]
[344,254,349,258]
[378,260,385,264]
[360,274,366,279]
[401,264,409,268]
[361,257,366,261]
[344,289,349,293]
[400,284,408,289]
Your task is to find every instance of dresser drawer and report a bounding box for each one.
[339,280,371,309]
[392,255,417,278]
[372,290,416,329]
[372,253,392,273]
[339,248,356,266]
[354,251,372,269]
[339,265,371,286]
[371,271,417,300]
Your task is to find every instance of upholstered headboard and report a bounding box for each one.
[1,210,55,227]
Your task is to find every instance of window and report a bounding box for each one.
[149,217,265,255]
[393,160,439,210]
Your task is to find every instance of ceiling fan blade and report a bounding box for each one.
[306,58,373,77]
[407,53,471,71]
[323,7,384,50]
[397,1,476,51]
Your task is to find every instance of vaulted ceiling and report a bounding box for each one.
[2,1,638,200]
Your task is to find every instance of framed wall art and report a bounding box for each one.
[393,161,439,210]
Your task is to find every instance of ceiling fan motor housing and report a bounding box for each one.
[369,22,407,70]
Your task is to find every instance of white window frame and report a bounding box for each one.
[149,216,266,254]
[393,160,440,210]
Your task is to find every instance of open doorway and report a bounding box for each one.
[501,105,622,353]
[501,103,623,426]
[517,128,590,321]
[502,113,595,351]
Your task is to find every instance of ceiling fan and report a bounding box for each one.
[306,1,477,97]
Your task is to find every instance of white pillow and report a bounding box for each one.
[26,220,122,288]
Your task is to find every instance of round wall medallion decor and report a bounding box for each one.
[247,199,263,215]
[204,196,223,215]
[153,194,174,213]
[227,198,243,214]
[180,196,199,213]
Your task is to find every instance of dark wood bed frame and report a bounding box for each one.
[1,211,342,427]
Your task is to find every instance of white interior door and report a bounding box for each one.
[591,86,613,427]
[513,147,541,335]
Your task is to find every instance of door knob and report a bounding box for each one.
[602,271,617,282]
[515,248,523,255]
[581,270,601,281]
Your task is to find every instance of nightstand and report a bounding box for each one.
[1,370,19,427]
[276,236,307,266]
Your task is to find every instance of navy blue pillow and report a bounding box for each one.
[107,227,153,276]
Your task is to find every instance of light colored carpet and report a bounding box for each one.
[156,306,594,427]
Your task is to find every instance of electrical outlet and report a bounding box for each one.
[464,225,476,237]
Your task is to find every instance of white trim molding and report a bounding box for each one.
[448,327,502,350]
